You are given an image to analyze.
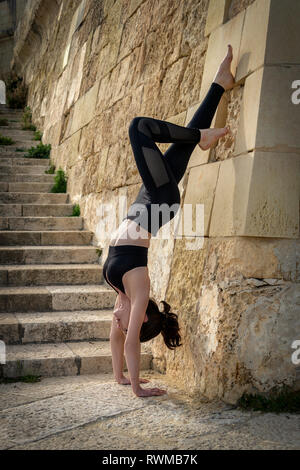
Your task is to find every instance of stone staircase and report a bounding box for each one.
[0,105,152,378]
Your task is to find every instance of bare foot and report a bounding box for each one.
[213,44,235,91]
[134,386,167,397]
[117,375,150,385]
[198,127,230,151]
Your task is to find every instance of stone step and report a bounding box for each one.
[0,173,55,183]
[0,108,23,114]
[0,139,38,148]
[0,230,93,246]
[0,168,50,177]
[0,157,50,165]
[0,245,100,264]
[0,263,103,286]
[0,284,116,312]
[8,182,53,192]
[0,216,84,231]
[0,150,27,157]
[0,114,23,121]
[0,192,69,204]
[0,105,23,114]
[0,128,36,139]
[0,310,113,344]
[0,203,74,216]
[0,340,151,378]
[0,122,23,130]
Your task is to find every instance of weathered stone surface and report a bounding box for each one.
[11,311,112,344]
[155,236,300,401]
[183,161,220,236]
[68,82,99,137]
[66,42,87,109]
[0,373,298,450]
[236,0,270,81]
[118,0,153,62]
[232,69,259,153]
[200,10,245,100]
[255,65,300,151]
[205,0,231,36]
[228,0,256,19]
[212,85,243,161]
[235,66,300,155]
[265,0,300,66]
[5,264,102,287]
[0,313,19,343]
[210,151,300,238]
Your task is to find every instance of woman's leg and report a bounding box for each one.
[163,82,225,184]
[128,115,201,204]
[127,116,204,234]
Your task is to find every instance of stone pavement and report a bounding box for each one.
[0,371,299,450]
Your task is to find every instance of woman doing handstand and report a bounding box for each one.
[102,45,235,397]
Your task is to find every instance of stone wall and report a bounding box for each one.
[0,0,26,77]
[11,0,300,403]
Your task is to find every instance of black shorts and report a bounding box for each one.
[102,244,148,295]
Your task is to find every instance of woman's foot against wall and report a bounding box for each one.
[198,127,230,151]
[213,44,235,91]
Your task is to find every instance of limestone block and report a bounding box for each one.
[256,66,300,151]
[97,41,119,79]
[265,0,300,66]
[58,130,81,170]
[47,67,70,128]
[62,0,87,69]
[69,82,99,137]
[66,42,87,109]
[145,4,183,73]
[156,57,189,117]
[0,313,19,344]
[43,120,63,147]
[234,68,263,156]
[183,161,220,237]
[200,10,245,100]
[209,151,250,235]
[128,0,145,18]
[204,238,300,282]
[78,120,95,160]
[179,45,207,111]
[74,0,87,32]
[97,0,123,77]
[108,55,132,106]
[235,66,300,155]
[210,151,300,238]
[235,282,300,396]
[236,0,271,81]
[118,0,153,61]
[205,0,231,36]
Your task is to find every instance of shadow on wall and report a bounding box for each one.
[0,81,5,104]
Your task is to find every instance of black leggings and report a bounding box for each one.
[123,81,225,236]
[103,82,224,294]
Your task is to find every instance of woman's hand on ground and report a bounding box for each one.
[117,376,150,385]
[134,386,167,397]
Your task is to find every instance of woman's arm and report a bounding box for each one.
[123,267,167,397]
[110,293,126,382]
[124,294,149,394]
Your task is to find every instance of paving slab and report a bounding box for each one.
[0,372,298,450]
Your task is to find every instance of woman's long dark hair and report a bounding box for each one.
[139,297,182,350]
